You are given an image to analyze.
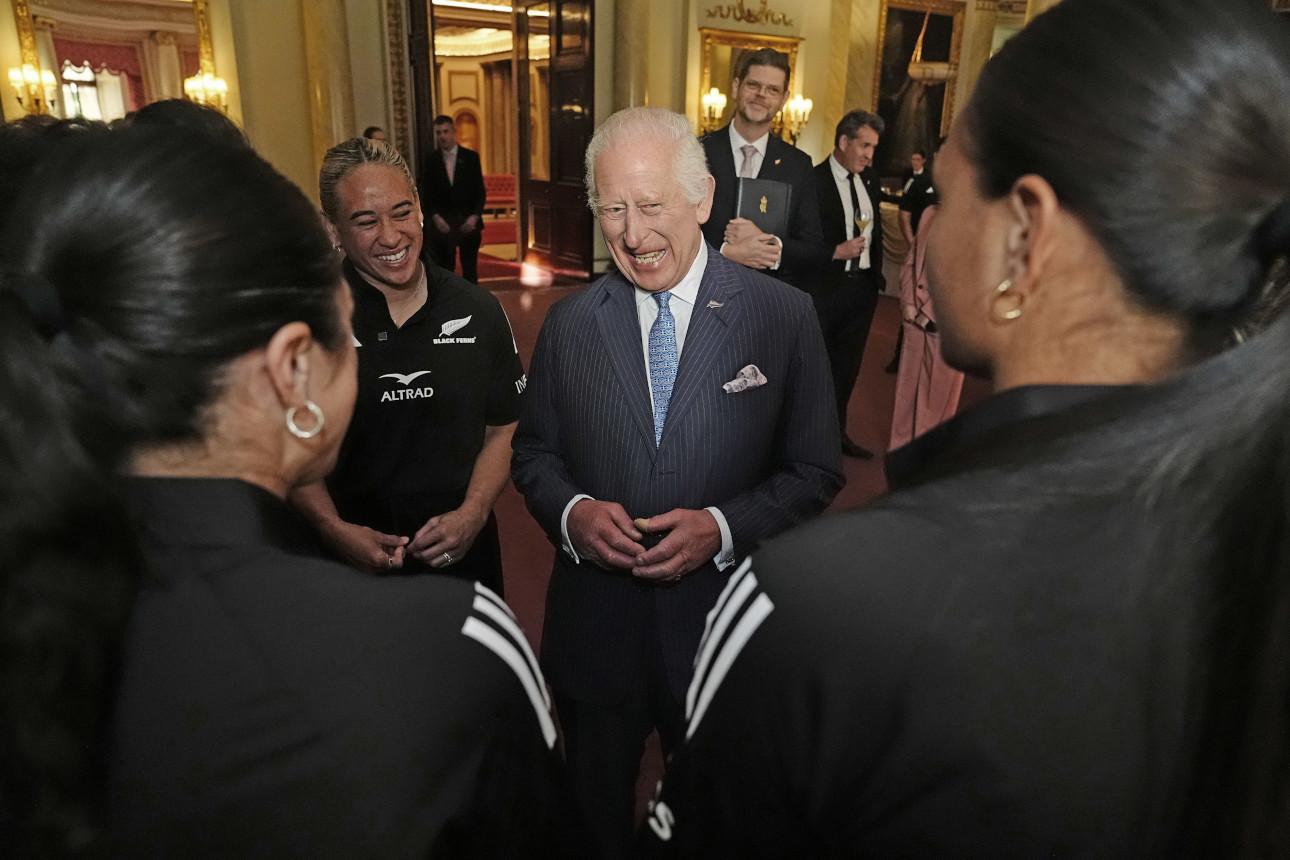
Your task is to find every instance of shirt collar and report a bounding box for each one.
[124,477,324,557]
[829,153,852,181]
[634,240,708,309]
[442,145,458,158]
[730,124,769,157]
[884,384,1133,489]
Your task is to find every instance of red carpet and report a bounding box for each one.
[480,218,516,246]
[476,252,520,280]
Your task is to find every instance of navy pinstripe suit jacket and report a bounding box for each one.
[512,246,843,702]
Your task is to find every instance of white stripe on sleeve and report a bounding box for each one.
[461,617,558,749]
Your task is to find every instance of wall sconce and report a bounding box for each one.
[700,86,727,134]
[183,71,229,111]
[7,63,57,114]
[782,93,813,145]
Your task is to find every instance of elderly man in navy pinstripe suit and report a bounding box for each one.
[512,107,842,858]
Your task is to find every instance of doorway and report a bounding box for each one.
[410,0,594,284]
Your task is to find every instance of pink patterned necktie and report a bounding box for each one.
[444,150,455,184]
[739,144,758,179]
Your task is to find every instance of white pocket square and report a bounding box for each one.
[722,364,768,393]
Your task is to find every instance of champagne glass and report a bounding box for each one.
[854,209,872,235]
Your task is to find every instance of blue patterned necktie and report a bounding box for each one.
[648,291,678,445]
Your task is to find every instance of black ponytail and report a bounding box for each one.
[0,125,342,855]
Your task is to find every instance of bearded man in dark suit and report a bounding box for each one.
[699,48,830,292]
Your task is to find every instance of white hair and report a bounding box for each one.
[584,107,711,214]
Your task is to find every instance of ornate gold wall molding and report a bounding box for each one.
[192,0,215,72]
[13,1,41,72]
[703,0,795,29]
[385,0,411,156]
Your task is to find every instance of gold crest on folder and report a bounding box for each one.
[759,195,768,214]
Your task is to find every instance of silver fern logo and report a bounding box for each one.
[439,315,472,337]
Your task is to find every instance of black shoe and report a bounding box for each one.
[842,436,874,459]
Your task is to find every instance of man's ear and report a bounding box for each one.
[262,322,316,409]
[695,174,717,225]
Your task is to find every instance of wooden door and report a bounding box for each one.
[516,0,593,279]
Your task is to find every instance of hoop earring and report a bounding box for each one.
[995,278,1023,321]
[286,400,326,439]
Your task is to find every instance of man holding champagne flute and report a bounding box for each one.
[811,109,888,459]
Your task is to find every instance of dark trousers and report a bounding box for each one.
[814,268,881,429]
[429,221,483,283]
[554,637,685,860]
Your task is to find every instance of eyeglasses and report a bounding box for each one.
[740,80,784,98]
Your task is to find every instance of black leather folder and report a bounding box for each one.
[734,178,791,237]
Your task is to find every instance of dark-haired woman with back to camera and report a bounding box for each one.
[0,125,559,858]
[640,0,1290,856]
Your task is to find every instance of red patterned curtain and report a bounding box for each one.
[52,38,145,110]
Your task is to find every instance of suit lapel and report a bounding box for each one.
[756,135,787,179]
[819,162,846,244]
[709,126,737,184]
[594,275,657,455]
[658,249,744,448]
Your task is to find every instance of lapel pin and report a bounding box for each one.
[774,158,782,166]
[707,300,724,309]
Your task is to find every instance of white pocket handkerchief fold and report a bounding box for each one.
[722,364,768,394]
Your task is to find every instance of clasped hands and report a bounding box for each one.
[721,218,781,270]
[566,499,721,582]
[325,503,486,573]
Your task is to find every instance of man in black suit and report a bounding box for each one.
[812,110,887,459]
[699,48,829,291]
[419,115,486,282]
[512,106,843,859]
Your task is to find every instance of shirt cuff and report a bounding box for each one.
[768,234,783,271]
[705,506,736,571]
[560,494,593,563]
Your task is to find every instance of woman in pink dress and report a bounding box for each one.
[889,204,965,449]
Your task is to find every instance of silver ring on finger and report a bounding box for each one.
[385,555,394,569]
[441,551,454,565]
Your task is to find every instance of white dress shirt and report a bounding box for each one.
[441,145,458,184]
[902,167,925,195]
[559,242,736,571]
[829,153,874,271]
[729,124,769,178]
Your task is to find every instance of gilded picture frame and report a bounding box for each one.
[871,0,964,149]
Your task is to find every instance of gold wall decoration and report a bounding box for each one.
[704,0,795,29]
[384,0,412,157]
[12,0,39,68]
